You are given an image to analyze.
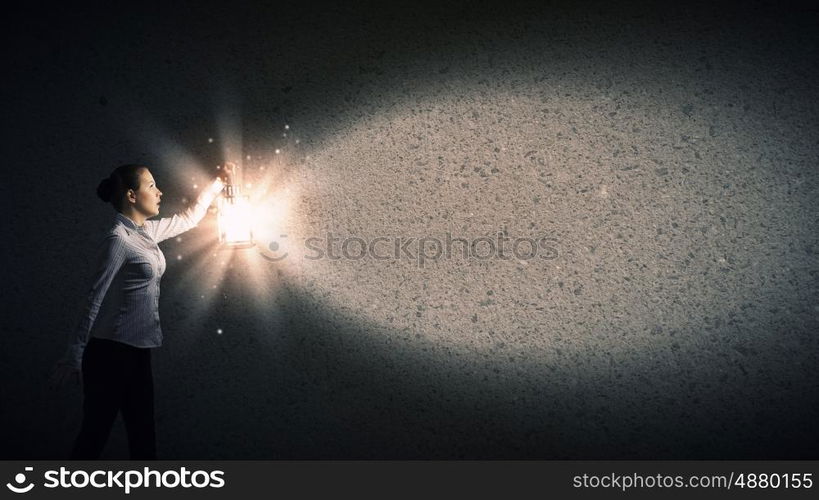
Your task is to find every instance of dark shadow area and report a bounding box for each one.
[4,0,819,152]
[2,0,818,458]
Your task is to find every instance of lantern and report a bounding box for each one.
[217,163,254,248]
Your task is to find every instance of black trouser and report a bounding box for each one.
[71,337,156,459]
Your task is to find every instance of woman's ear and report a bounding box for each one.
[126,189,137,204]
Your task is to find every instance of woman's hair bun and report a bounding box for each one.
[96,177,114,203]
[98,164,144,210]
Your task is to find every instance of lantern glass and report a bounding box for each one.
[218,194,254,248]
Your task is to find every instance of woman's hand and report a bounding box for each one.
[48,361,80,390]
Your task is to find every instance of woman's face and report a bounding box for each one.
[129,168,163,217]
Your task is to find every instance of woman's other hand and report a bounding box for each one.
[48,361,80,390]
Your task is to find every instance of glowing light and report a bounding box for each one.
[208,138,214,143]
[177,255,182,260]
[218,195,254,247]
[193,184,198,189]
[275,149,280,154]
[284,124,289,130]
[217,328,223,335]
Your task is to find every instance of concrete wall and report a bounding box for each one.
[2,0,817,458]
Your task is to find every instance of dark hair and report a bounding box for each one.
[96,164,146,211]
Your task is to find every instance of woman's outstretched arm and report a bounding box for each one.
[144,177,224,243]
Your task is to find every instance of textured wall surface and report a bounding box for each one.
[2,0,818,459]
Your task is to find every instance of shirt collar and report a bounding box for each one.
[116,212,144,231]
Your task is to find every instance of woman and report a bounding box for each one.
[50,164,225,459]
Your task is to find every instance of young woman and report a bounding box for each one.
[51,164,225,459]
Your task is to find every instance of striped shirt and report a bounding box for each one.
[62,180,223,369]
